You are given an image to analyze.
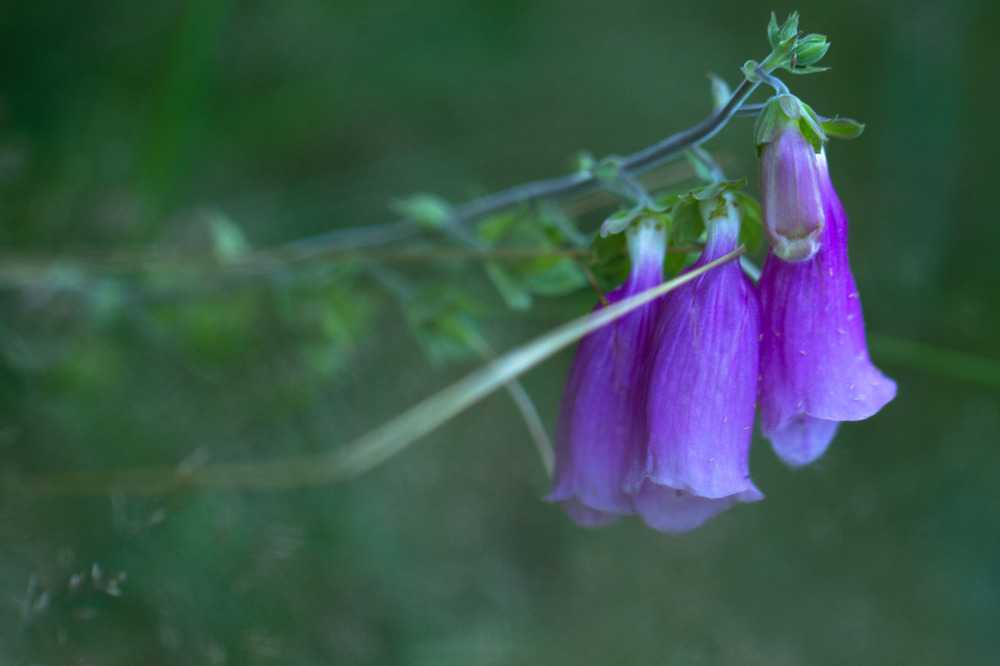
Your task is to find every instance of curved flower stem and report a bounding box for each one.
[734,103,767,117]
[0,63,769,280]
[753,66,789,95]
[5,247,746,497]
[284,77,762,257]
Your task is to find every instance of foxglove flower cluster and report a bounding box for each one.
[548,95,895,532]
[547,196,763,532]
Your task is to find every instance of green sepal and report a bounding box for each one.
[390,193,452,229]
[734,193,764,254]
[793,34,830,67]
[766,13,780,49]
[787,65,830,75]
[796,103,827,151]
[601,208,639,237]
[589,229,629,286]
[755,94,827,153]
[651,190,684,212]
[687,178,748,202]
[669,198,705,248]
[767,12,799,54]
[670,179,747,249]
[821,116,866,140]
[599,202,667,237]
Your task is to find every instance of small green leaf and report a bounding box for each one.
[572,150,596,173]
[476,209,520,244]
[821,117,866,140]
[520,257,587,297]
[404,288,486,367]
[485,261,533,312]
[709,73,732,110]
[207,212,249,262]
[320,288,372,352]
[390,193,452,229]
[536,203,591,248]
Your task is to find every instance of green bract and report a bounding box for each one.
[821,117,866,140]
[600,204,668,237]
[761,12,830,75]
[755,94,827,154]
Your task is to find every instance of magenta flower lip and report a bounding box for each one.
[758,150,897,466]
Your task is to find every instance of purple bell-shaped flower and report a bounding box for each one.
[545,217,666,526]
[758,148,897,466]
[628,192,764,532]
[758,105,826,263]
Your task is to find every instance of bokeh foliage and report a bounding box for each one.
[1,1,999,664]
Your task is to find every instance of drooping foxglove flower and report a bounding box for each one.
[758,149,897,466]
[756,94,827,263]
[545,217,666,526]
[628,192,764,532]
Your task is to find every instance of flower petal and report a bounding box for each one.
[633,480,763,533]
[765,414,840,467]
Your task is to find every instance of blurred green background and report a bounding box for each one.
[2,0,999,663]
